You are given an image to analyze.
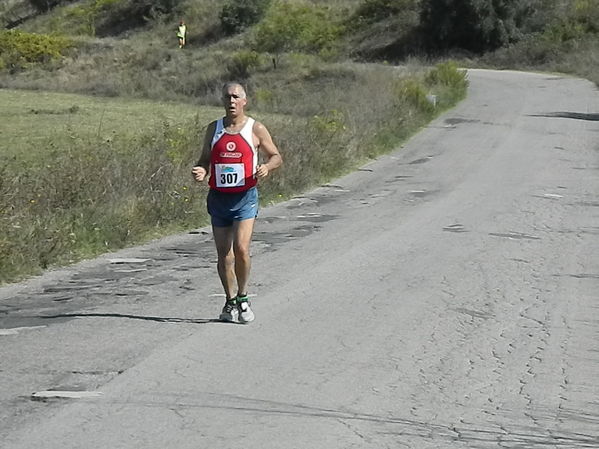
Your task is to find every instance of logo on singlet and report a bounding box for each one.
[226,142,237,151]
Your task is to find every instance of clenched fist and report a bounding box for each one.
[192,166,207,182]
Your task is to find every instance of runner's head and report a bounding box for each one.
[222,82,247,118]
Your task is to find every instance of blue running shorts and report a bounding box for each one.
[207,187,259,227]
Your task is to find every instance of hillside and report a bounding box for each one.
[2,0,599,97]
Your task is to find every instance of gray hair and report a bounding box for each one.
[221,82,247,99]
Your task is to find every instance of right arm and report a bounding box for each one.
[192,121,216,182]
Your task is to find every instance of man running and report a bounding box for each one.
[192,82,282,323]
[177,20,187,48]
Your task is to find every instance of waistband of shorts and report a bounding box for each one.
[209,186,257,196]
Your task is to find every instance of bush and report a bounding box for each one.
[540,0,599,43]
[30,0,64,12]
[424,61,468,88]
[394,78,434,113]
[226,50,265,80]
[219,0,271,36]
[424,61,469,108]
[0,30,73,71]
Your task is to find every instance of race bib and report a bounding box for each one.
[215,163,245,188]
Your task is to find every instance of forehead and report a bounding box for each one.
[223,85,245,97]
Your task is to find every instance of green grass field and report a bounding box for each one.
[0,89,220,161]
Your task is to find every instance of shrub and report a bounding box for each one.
[30,0,64,12]
[219,0,271,36]
[540,0,599,43]
[0,30,73,71]
[423,61,468,108]
[424,61,468,89]
[394,79,434,113]
[226,50,265,80]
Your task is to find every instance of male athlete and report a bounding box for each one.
[192,82,282,323]
[177,20,187,48]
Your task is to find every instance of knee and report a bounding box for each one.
[233,243,250,260]
[219,252,235,267]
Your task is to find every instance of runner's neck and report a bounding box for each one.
[224,115,248,131]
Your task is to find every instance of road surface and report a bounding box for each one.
[1,69,598,448]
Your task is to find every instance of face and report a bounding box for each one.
[222,85,247,117]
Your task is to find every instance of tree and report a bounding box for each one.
[419,0,524,53]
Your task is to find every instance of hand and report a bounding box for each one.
[192,166,207,182]
[256,164,269,178]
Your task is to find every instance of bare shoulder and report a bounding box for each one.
[251,119,270,134]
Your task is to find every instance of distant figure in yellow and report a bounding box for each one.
[177,20,187,48]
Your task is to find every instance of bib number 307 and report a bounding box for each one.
[215,163,245,188]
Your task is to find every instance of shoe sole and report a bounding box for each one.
[219,313,238,322]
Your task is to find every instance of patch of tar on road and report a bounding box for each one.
[574,200,599,207]
[409,189,439,198]
[252,225,322,252]
[284,197,319,209]
[408,156,434,165]
[553,273,599,280]
[386,175,413,184]
[453,307,493,320]
[444,117,481,126]
[554,227,599,236]
[296,213,338,223]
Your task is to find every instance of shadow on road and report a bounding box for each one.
[529,111,599,121]
[39,313,222,324]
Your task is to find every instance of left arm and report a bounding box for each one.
[253,121,282,178]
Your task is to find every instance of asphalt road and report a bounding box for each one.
[1,69,598,449]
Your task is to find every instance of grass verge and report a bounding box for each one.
[1,61,467,284]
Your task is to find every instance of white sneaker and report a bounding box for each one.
[237,299,255,323]
[219,300,239,322]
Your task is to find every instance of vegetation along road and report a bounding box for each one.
[1,69,598,448]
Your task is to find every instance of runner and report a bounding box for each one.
[177,20,187,48]
[192,82,282,323]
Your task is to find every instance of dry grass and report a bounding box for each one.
[0,0,470,284]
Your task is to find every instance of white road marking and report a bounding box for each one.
[0,326,47,336]
[32,391,103,399]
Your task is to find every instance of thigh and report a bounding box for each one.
[212,225,234,257]
[233,218,256,251]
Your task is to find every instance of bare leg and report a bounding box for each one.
[232,218,256,296]
[212,225,236,300]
